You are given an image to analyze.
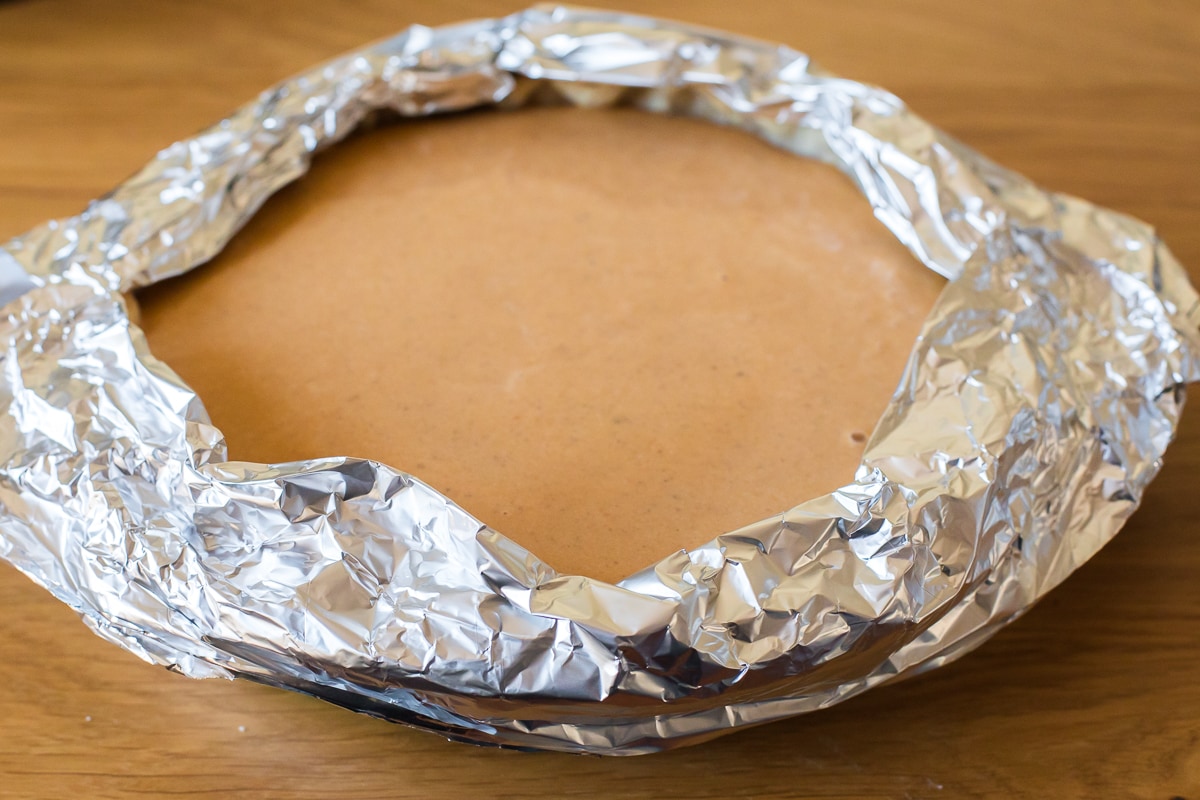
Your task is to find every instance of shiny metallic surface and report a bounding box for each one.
[0,5,1196,755]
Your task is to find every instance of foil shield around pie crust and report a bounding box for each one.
[0,5,1197,754]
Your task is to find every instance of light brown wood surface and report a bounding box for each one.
[0,1,1198,797]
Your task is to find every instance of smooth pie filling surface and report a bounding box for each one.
[136,106,946,584]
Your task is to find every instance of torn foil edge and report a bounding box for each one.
[0,5,1197,754]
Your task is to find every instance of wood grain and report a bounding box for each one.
[0,1,1197,797]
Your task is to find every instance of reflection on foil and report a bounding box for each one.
[0,5,1196,754]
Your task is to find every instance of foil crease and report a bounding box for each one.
[0,5,1197,754]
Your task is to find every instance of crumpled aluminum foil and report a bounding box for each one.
[0,5,1197,755]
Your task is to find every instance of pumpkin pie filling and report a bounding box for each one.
[135,105,945,584]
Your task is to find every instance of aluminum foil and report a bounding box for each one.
[0,5,1197,755]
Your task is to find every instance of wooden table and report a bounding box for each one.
[0,1,1197,797]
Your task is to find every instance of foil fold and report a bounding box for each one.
[0,5,1197,754]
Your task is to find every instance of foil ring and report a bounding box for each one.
[1,5,1197,754]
